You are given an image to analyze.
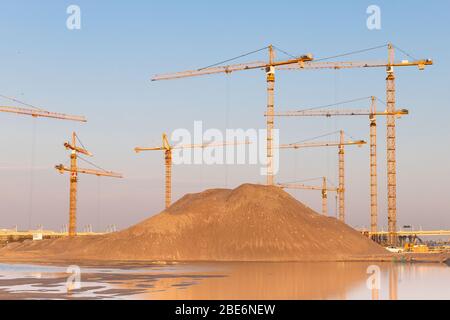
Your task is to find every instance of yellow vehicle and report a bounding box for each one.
[404,243,429,253]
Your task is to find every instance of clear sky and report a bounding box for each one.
[0,0,449,233]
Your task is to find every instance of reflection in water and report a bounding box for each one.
[141,262,368,300]
[389,265,398,300]
[0,262,448,300]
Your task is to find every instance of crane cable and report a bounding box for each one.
[283,176,339,188]
[342,130,360,142]
[392,44,418,61]
[331,70,337,217]
[283,176,323,184]
[75,133,110,173]
[314,44,389,62]
[198,46,269,70]
[97,176,101,232]
[197,43,420,71]
[224,74,231,188]
[290,130,341,145]
[77,155,105,232]
[292,96,374,112]
[375,97,387,107]
[78,155,108,172]
[294,148,299,181]
[272,45,297,59]
[199,44,385,70]
[74,132,88,153]
[330,70,340,183]
[0,93,45,111]
[312,43,419,62]
[28,118,37,230]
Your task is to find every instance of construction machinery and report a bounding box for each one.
[55,132,122,237]
[279,131,366,222]
[277,43,432,245]
[1,97,86,229]
[0,94,86,122]
[135,133,249,209]
[278,177,338,216]
[151,43,431,244]
[151,45,313,186]
[269,96,408,234]
[0,105,86,122]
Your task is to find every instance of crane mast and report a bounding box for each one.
[150,43,431,244]
[266,45,275,185]
[322,177,328,216]
[386,43,397,246]
[69,132,78,237]
[0,100,86,230]
[268,97,408,233]
[369,97,377,234]
[338,131,345,222]
[56,132,122,236]
[135,133,250,209]
[278,177,338,216]
[165,148,172,209]
[323,177,339,218]
[279,134,366,222]
[277,43,432,245]
[151,45,313,186]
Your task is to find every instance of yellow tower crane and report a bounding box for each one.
[55,132,123,237]
[277,43,432,245]
[1,96,86,229]
[269,96,408,234]
[150,45,313,186]
[0,93,86,121]
[135,133,249,209]
[279,132,366,222]
[278,177,338,216]
[0,105,86,122]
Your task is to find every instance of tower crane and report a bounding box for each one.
[55,132,122,237]
[151,45,313,186]
[268,96,409,234]
[278,43,432,245]
[135,133,249,209]
[0,97,86,229]
[0,94,86,121]
[278,177,338,216]
[279,131,366,222]
[0,105,86,122]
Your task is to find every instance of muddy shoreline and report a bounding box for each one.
[0,252,448,268]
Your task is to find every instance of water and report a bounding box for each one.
[0,262,448,300]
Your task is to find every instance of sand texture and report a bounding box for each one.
[0,184,388,262]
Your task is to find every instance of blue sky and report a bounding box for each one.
[0,1,449,232]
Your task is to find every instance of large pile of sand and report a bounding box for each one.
[0,184,387,262]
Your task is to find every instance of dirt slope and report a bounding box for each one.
[0,184,387,262]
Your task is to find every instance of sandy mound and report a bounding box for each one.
[0,184,387,262]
